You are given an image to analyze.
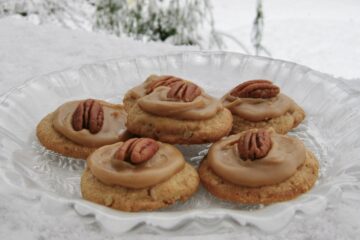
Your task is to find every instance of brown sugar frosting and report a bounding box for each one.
[207,129,306,187]
[126,75,223,120]
[87,141,185,189]
[222,93,299,122]
[138,87,222,120]
[53,100,128,147]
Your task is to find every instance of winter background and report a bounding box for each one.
[1,0,359,81]
[0,0,359,239]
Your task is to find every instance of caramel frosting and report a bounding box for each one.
[127,75,223,120]
[208,129,306,187]
[53,100,129,147]
[87,141,185,188]
[222,93,298,122]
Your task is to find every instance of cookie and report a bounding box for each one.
[36,99,129,159]
[124,75,233,144]
[81,163,199,212]
[81,138,200,212]
[126,103,232,144]
[36,112,97,159]
[199,150,318,204]
[222,80,305,134]
[198,129,319,204]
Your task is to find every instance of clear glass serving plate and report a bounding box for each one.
[0,51,359,234]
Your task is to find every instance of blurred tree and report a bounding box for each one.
[94,0,224,48]
[251,0,270,56]
[0,0,253,53]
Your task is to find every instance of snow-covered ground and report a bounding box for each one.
[212,0,360,79]
[2,0,359,78]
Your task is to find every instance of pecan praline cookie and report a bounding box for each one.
[198,128,319,204]
[222,80,305,134]
[124,75,233,144]
[81,138,200,212]
[36,99,130,159]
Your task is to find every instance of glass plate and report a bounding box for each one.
[1,51,360,234]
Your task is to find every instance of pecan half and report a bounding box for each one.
[71,99,104,134]
[237,129,272,160]
[145,76,182,94]
[145,76,201,102]
[167,81,201,102]
[114,138,159,164]
[230,80,280,98]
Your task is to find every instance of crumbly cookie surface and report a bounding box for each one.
[81,163,200,212]
[199,150,319,204]
[123,92,137,112]
[231,105,305,134]
[36,112,97,159]
[126,103,233,144]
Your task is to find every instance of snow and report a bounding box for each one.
[1,0,360,239]
[0,16,195,95]
[212,0,360,79]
